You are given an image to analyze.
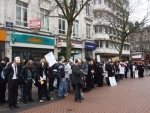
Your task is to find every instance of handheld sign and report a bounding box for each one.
[44,52,57,67]
[109,77,117,86]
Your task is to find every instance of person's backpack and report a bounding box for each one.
[54,63,65,78]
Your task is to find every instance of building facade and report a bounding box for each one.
[0,0,130,62]
[130,26,150,63]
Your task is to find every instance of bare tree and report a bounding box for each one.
[54,0,91,59]
[98,0,149,60]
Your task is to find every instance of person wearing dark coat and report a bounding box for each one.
[48,65,55,93]
[95,61,103,87]
[5,57,21,110]
[0,57,9,106]
[137,62,145,77]
[105,60,113,86]
[21,60,34,104]
[35,59,51,103]
[71,59,83,102]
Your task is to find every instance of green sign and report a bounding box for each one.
[10,32,55,46]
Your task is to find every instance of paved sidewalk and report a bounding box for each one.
[1,76,150,113]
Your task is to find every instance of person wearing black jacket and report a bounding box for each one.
[105,59,113,86]
[95,61,103,87]
[21,60,34,104]
[0,57,9,105]
[125,62,129,78]
[35,58,51,103]
[72,59,83,102]
[5,57,21,110]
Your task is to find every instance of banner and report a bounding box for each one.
[44,52,57,67]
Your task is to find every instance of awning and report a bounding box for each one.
[85,42,97,50]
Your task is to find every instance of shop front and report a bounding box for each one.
[57,39,83,61]
[85,42,97,59]
[10,32,55,61]
[0,30,6,60]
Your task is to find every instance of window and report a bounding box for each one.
[104,0,109,7]
[40,8,49,31]
[100,41,103,47]
[94,0,101,4]
[86,24,91,39]
[16,0,28,27]
[86,5,90,16]
[59,16,66,34]
[109,42,113,48]
[95,11,101,19]
[135,37,139,41]
[95,41,99,47]
[136,44,139,50]
[104,27,109,34]
[73,20,79,38]
[95,26,102,33]
[124,45,126,50]
[106,41,108,48]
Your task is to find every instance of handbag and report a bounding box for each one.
[53,78,57,88]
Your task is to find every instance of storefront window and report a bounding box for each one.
[58,48,82,61]
[12,47,53,62]
[85,50,92,59]
[0,42,5,60]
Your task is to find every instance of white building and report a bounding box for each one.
[0,0,130,62]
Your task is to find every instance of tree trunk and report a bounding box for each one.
[119,42,124,61]
[66,21,73,59]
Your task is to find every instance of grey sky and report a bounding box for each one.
[129,0,149,25]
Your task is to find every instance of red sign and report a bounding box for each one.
[30,19,41,29]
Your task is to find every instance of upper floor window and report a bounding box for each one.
[86,24,91,39]
[94,0,101,4]
[73,20,79,38]
[135,37,139,41]
[59,16,65,34]
[86,5,91,16]
[104,0,109,7]
[40,8,49,31]
[16,0,28,27]
[95,26,102,33]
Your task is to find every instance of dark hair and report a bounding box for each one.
[2,57,9,62]
[85,57,91,61]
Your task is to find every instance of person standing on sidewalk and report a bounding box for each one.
[72,59,83,102]
[5,57,21,110]
[21,60,34,104]
[36,58,51,103]
[57,57,66,98]
[0,57,9,106]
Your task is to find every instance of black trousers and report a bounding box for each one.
[23,79,33,102]
[97,75,103,87]
[0,81,6,103]
[130,71,133,78]
[85,75,91,90]
[125,71,128,78]
[38,80,50,100]
[49,75,54,92]
[8,79,18,107]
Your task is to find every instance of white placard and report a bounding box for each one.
[119,66,125,74]
[44,52,57,67]
[97,55,100,62]
[74,54,81,61]
[109,77,117,86]
[135,70,138,78]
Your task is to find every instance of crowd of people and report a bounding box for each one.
[0,56,146,110]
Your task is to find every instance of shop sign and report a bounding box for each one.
[85,42,97,50]
[0,30,6,41]
[10,32,55,46]
[30,19,41,29]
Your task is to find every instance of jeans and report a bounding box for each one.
[58,78,66,97]
[74,84,81,101]
[66,78,71,93]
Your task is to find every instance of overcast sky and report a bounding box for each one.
[129,0,149,25]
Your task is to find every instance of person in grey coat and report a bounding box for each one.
[71,59,83,102]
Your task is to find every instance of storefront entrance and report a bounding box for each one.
[0,42,5,60]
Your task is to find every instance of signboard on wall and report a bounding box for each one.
[30,19,41,29]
